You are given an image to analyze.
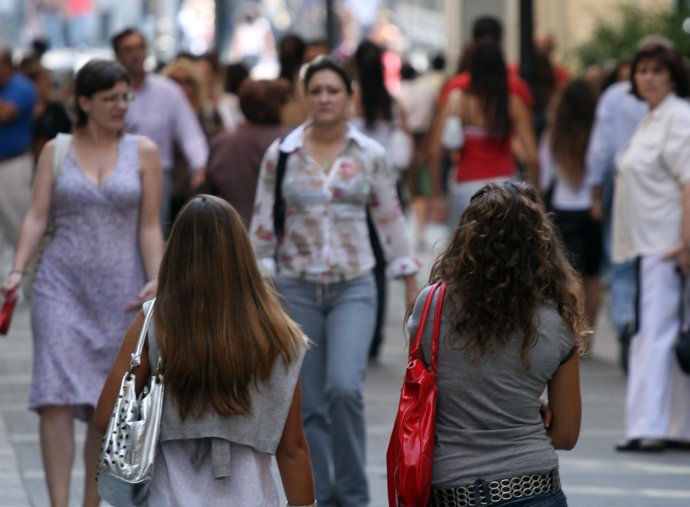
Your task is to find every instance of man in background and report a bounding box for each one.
[112,28,208,233]
[0,46,37,270]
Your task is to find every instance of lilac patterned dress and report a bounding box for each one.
[30,134,146,421]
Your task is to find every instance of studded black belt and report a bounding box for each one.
[428,469,560,506]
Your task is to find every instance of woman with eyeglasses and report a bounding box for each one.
[1,59,163,507]
[250,55,419,506]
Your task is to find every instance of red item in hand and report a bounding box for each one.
[387,281,446,507]
[0,289,18,335]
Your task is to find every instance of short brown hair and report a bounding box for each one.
[238,78,289,125]
[630,44,689,99]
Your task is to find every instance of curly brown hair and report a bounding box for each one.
[428,182,586,366]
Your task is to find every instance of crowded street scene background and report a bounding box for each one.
[2,0,690,506]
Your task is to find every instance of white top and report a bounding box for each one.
[397,71,445,133]
[584,81,647,188]
[612,93,690,262]
[539,133,592,210]
[141,440,280,506]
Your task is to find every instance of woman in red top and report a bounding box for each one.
[430,40,538,227]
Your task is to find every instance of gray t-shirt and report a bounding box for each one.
[407,285,576,488]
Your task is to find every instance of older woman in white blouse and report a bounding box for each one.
[250,56,419,506]
[613,43,690,452]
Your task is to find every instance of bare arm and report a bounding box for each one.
[0,98,19,122]
[510,96,539,186]
[276,380,315,506]
[94,311,151,433]
[1,142,55,294]
[546,353,581,450]
[130,137,164,309]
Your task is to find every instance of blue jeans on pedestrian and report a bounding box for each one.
[277,273,377,507]
[609,260,636,334]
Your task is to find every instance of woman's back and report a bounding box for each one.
[410,288,575,487]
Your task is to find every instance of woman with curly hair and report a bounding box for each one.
[408,182,583,506]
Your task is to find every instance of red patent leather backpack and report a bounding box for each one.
[387,281,445,507]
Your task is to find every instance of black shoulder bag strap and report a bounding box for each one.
[272,140,289,240]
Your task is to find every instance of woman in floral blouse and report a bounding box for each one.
[250,56,419,506]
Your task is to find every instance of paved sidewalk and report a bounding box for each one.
[2,224,689,506]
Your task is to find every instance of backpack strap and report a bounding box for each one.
[272,139,289,239]
[52,133,71,185]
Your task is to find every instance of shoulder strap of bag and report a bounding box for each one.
[52,133,71,185]
[409,281,446,371]
[272,138,289,239]
[130,299,156,371]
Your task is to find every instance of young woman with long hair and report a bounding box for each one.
[540,77,602,332]
[96,195,315,505]
[429,39,539,227]
[250,55,419,506]
[409,182,583,507]
[350,39,413,361]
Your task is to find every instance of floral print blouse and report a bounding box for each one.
[250,122,420,281]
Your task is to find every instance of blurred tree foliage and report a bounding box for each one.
[573,4,690,68]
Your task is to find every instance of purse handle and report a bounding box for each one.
[130,299,156,371]
[409,281,446,371]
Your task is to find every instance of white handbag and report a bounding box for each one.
[441,90,465,151]
[97,300,163,507]
[389,103,414,171]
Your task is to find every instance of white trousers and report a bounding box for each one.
[625,254,690,440]
[0,154,33,269]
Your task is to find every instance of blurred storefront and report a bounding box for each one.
[6,0,677,71]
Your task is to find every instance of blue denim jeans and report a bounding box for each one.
[277,273,377,507]
[609,260,636,334]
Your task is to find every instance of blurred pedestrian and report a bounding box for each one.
[217,62,249,132]
[411,181,583,506]
[429,40,538,227]
[397,55,446,250]
[586,39,666,374]
[0,46,36,273]
[96,195,315,506]
[250,56,419,506]
[278,33,308,127]
[23,61,72,158]
[1,59,163,507]
[201,79,289,227]
[162,56,223,222]
[431,17,535,222]
[612,43,690,451]
[351,39,413,362]
[540,78,602,335]
[112,27,208,233]
[227,2,277,75]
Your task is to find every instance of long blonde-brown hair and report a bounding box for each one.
[154,195,304,420]
[429,182,586,366]
[549,78,596,191]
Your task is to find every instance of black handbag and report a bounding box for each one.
[675,276,690,374]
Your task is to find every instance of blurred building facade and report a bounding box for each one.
[2,0,677,69]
